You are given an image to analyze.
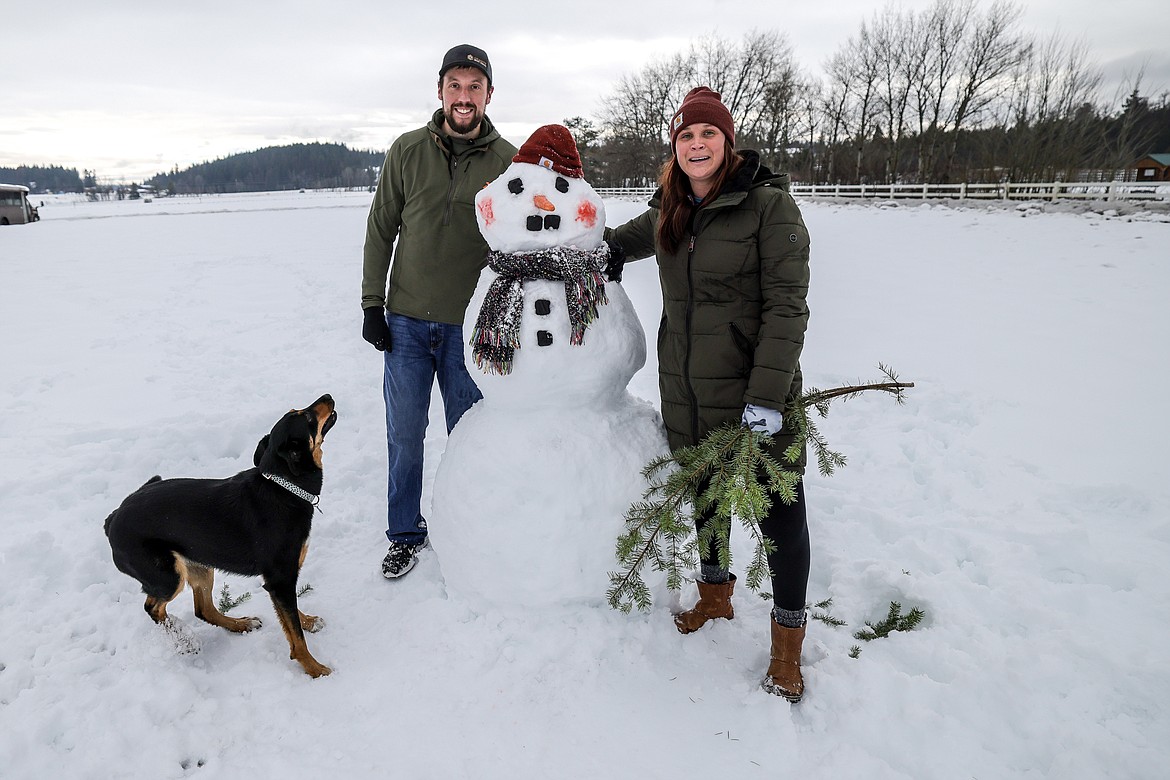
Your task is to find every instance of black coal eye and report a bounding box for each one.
[508,178,524,195]
[555,177,569,193]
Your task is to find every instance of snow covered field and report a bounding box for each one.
[1,190,1168,778]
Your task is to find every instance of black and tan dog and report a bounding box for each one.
[104,394,337,677]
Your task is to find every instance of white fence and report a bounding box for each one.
[596,182,1168,203]
[790,181,1167,202]
[595,188,657,200]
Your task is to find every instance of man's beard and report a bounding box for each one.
[444,104,483,136]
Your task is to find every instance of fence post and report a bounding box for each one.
[1002,182,1010,200]
[1106,181,1115,203]
[960,182,967,199]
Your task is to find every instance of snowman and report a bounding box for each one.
[429,125,668,609]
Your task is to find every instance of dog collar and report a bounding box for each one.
[262,473,320,507]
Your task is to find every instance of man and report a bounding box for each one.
[361,44,518,579]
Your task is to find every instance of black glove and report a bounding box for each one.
[604,240,626,283]
[362,307,391,351]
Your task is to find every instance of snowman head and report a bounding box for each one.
[476,124,605,253]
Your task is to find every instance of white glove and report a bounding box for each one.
[742,403,783,435]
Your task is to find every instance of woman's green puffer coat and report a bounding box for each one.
[607,150,811,471]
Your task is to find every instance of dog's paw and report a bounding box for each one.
[305,661,332,678]
[301,615,325,633]
[214,614,261,633]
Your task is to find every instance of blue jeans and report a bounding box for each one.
[382,311,482,545]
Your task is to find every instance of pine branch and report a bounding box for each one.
[608,365,913,612]
[802,364,914,411]
[217,583,252,614]
[809,597,847,627]
[804,380,914,408]
[853,601,926,641]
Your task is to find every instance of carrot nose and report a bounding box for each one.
[533,195,556,212]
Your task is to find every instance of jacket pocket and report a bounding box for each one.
[729,322,754,378]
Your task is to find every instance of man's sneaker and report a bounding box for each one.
[381,538,428,579]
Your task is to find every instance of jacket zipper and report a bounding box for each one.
[443,143,488,226]
[683,232,701,444]
[443,153,460,227]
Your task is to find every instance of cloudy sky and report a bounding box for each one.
[5,0,1167,183]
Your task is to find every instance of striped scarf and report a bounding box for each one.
[471,245,610,375]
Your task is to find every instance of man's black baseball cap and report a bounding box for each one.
[439,44,492,84]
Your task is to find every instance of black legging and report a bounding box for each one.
[696,479,810,612]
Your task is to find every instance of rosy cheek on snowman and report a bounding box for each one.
[476,197,494,227]
[576,200,598,229]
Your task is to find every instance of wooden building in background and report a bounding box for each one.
[1134,153,1170,182]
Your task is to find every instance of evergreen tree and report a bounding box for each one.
[0,165,84,192]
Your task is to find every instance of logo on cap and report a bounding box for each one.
[672,113,684,133]
[467,54,488,69]
[538,157,554,171]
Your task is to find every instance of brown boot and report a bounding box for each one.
[763,619,805,702]
[674,574,735,634]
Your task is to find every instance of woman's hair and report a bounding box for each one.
[656,139,742,254]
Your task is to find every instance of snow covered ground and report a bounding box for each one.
[1,190,1167,779]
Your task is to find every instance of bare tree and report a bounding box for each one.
[910,0,975,181]
[820,49,854,182]
[871,4,922,182]
[941,0,1027,180]
[600,52,693,185]
[691,30,794,141]
[793,75,824,182]
[852,24,884,182]
[752,63,810,172]
[824,24,882,182]
[997,30,1102,180]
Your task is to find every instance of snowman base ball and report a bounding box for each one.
[430,396,666,609]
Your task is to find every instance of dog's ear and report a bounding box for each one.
[276,437,307,476]
[253,434,271,468]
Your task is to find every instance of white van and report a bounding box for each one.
[0,183,40,225]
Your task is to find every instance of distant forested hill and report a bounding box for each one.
[147,142,384,194]
[0,165,84,193]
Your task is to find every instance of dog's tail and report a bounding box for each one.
[104,476,164,537]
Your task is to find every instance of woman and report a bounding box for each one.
[606,87,812,702]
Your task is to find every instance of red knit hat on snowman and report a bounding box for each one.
[512,124,584,179]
